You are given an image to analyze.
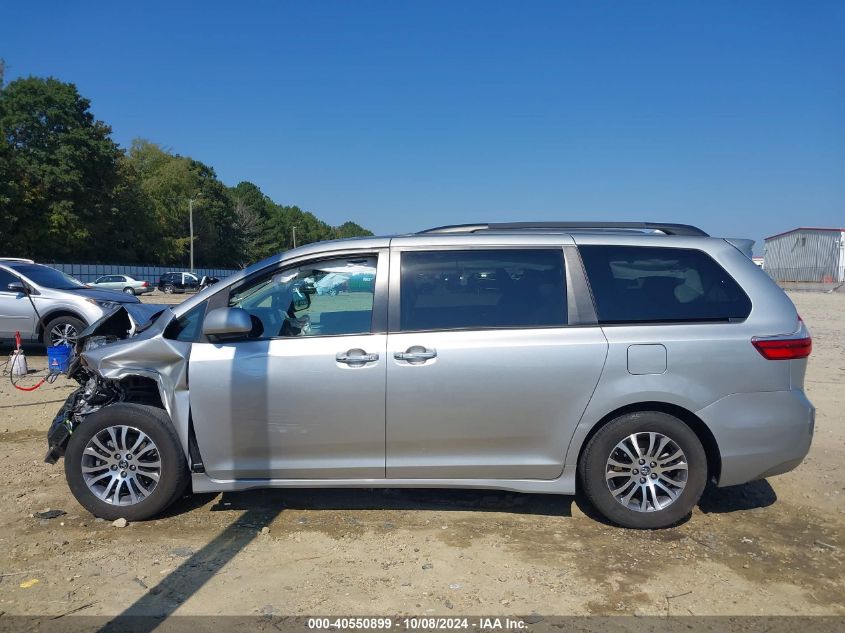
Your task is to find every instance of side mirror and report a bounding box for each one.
[7,282,28,294]
[202,307,253,340]
[292,287,311,311]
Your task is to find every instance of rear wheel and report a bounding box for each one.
[123,287,135,295]
[578,411,708,529]
[64,404,189,521]
[163,284,174,294]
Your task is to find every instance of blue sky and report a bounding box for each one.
[4,1,844,246]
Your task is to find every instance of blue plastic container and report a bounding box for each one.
[47,344,73,374]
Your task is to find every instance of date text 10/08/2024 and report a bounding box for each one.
[307,617,532,630]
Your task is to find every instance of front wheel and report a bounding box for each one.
[42,315,86,347]
[578,411,708,529]
[64,404,189,521]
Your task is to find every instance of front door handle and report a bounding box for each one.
[336,349,379,365]
[394,347,437,363]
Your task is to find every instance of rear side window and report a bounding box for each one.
[579,246,751,324]
[400,249,567,331]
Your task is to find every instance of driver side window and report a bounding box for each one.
[228,256,378,339]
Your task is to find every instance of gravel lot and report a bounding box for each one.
[0,291,842,618]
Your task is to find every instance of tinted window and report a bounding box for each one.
[229,257,377,338]
[400,249,566,331]
[579,246,751,324]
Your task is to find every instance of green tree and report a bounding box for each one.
[0,76,128,261]
[228,181,277,266]
[126,140,239,267]
[0,75,373,267]
[334,221,374,239]
[226,182,373,262]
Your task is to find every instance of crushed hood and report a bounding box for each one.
[75,303,168,353]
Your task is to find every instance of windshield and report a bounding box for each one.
[9,264,87,289]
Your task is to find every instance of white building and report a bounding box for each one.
[763,227,845,283]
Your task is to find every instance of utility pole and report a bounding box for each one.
[188,197,195,273]
[187,192,202,273]
[292,226,297,249]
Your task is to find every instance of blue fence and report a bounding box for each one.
[47,262,238,285]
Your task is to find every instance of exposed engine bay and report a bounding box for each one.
[45,371,121,463]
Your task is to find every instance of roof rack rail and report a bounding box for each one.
[419,222,709,237]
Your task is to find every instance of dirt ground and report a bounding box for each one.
[0,291,842,619]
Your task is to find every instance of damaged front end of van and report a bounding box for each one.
[44,304,195,467]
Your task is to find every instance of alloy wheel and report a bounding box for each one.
[50,322,78,346]
[605,432,688,512]
[81,425,162,506]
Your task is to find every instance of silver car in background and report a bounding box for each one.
[44,222,814,529]
[91,274,154,296]
[0,259,141,346]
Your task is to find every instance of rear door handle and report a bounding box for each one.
[394,348,437,363]
[336,349,379,365]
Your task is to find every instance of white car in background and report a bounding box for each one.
[90,274,153,296]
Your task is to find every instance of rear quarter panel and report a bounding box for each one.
[564,235,801,471]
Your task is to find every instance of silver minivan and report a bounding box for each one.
[45,223,814,528]
[0,259,140,346]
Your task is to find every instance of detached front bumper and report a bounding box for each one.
[697,389,815,487]
[45,388,82,464]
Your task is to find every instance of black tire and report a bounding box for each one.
[123,287,135,295]
[42,315,86,347]
[64,404,190,521]
[578,411,708,529]
[163,284,174,294]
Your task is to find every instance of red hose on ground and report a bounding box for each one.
[13,377,47,392]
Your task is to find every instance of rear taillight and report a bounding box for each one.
[142,281,149,287]
[752,336,812,360]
